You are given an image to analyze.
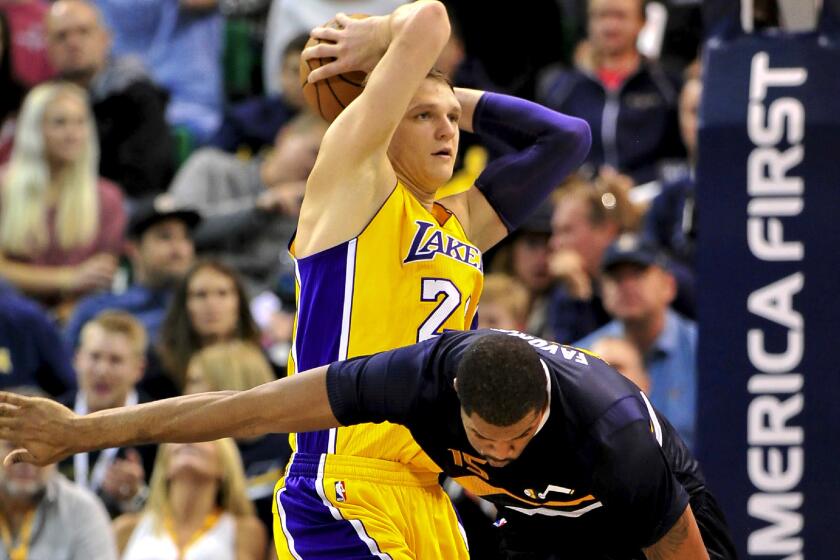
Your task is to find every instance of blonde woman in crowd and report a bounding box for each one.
[184,341,290,535]
[0,82,125,319]
[113,438,266,560]
[476,273,530,331]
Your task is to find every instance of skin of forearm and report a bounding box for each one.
[0,258,71,295]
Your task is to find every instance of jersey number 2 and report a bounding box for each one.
[418,278,461,342]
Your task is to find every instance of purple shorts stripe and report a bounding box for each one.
[294,242,351,454]
[279,474,388,559]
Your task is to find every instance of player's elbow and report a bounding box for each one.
[403,1,450,51]
[556,116,592,167]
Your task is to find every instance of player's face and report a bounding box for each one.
[588,0,644,58]
[461,408,543,468]
[186,267,241,343]
[388,78,461,193]
[75,325,144,413]
[165,441,222,483]
[42,93,90,168]
[601,263,675,321]
[136,219,195,287]
[46,0,110,78]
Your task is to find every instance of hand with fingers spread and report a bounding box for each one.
[0,392,79,466]
[302,12,389,83]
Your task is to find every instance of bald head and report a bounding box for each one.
[46,0,111,86]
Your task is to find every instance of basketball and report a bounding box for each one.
[300,17,368,122]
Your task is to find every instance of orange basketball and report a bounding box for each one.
[300,16,368,122]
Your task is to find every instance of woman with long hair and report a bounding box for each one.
[0,81,125,316]
[113,438,266,559]
[184,341,290,535]
[148,260,261,398]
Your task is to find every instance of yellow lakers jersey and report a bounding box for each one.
[288,181,484,471]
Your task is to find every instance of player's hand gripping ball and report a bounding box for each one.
[300,15,368,122]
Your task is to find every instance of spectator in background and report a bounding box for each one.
[262,0,405,96]
[113,439,266,560]
[148,260,262,399]
[590,334,650,393]
[488,202,555,338]
[0,281,77,396]
[575,233,697,448]
[476,273,530,331]
[184,341,290,535]
[546,172,638,343]
[45,0,174,200]
[643,63,701,270]
[92,0,223,142]
[0,0,54,87]
[65,197,199,352]
[59,311,157,518]
[169,112,328,294]
[0,82,125,321]
[0,12,26,164]
[538,0,684,184]
[0,387,118,560]
[209,32,308,155]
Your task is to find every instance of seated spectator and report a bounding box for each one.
[0,280,76,395]
[476,273,529,331]
[58,311,157,518]
[0,0,54,87]
[169,112,328,294]
[45,0,174,199]
[488,202,554,338]
[93,0,224,142]
[538,0,684,184]
[184,340,290,534]
[575,233,697,448]
[209,33,308,155]
[146,260,263,399]
[0,12,26,164]
[590,335,650,394]
[113,439,266,560]
[65,196,200,352]
[643,63,701,270]
[0,387,118,560]
[0,82,125,320]
[546,172,638,343]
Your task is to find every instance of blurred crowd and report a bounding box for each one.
[0,0,713,558]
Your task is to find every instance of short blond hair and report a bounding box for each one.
[79,310,147,357]
[188,341,274,392]
[480,273,530,325]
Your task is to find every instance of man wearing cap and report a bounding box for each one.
[574,233,697,449]
[64,196,200,353]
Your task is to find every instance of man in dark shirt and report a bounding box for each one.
[1,330,734,559]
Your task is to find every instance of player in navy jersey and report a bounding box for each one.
[1,330,734,559]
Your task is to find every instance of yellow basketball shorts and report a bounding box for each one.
[272,452,470,559]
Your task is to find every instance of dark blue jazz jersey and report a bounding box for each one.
[326,329,708,556]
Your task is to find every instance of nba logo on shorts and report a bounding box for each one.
[335,481,347,502]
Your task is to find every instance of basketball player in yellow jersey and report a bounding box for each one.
[275,2,591,557]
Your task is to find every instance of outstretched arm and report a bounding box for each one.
[0,367,335,466]
[441,89,592,251]
[643,504,709,560]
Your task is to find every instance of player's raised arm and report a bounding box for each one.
[440,88,592,251]
[296,1,450,257]
[643,504,709,560]
[0,367,337,466]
